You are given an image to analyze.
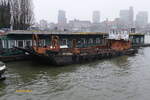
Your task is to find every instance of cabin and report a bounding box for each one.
[0,31,109,49]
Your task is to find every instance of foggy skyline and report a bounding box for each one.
[33,0,150,23]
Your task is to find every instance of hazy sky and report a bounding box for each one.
[33,0,150,23]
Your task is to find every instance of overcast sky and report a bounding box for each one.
[33,0,149,23]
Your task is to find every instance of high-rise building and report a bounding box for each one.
[58,10,67,25]
[136,11,148,27]
[92,11,100,23]
[120,6,134,26]
[120,10,129,23]
[129,7,134,26]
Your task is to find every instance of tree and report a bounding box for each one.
[0,0,34,30]
[11,0,34,30]
[0,0,11,29]
[19,0,34,30]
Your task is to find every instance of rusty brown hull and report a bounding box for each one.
[32,49,137,66]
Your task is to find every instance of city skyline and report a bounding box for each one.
[33,0,150,23]
[36,8,148,25]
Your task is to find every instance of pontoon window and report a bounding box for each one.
[129,36,133,41]
[18,40,24,48]
[62,39,68,45]
[96,38,100,43]
[141,37,144,43]
[89,38,93,44]
[9,40,16,48]
[136,38,139,43]
[81,38,86,44]
[2,40,7,48]
[101,39,105,45]
[41,40,46,46]
[26,40,31,47]
[0,39,3,49]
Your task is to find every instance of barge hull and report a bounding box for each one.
[33,49,137,66]
[0,55,31,62]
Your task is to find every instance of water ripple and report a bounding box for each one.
[1,47,150,100]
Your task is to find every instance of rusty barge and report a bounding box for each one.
[23,30,138,66]
[0,28,147,63]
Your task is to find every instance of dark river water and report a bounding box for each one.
[0,47,150,100]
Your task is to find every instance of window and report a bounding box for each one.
[26,40,31,47]
[101,39,105,45]
[136,38,139,43]
[129,36,133,41]
[0,39,3,49]
[62,39,68,45]
[81,38,86,44]
[2,40,7,48]
[2,40,5,48]
[89,38,93,44]
[40,40,46,46]
[18,40,24,48]
[96,38,100,43]
[141,37,144,43]
[9,40,16,48]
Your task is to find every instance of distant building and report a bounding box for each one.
[47,23,57,30]
[100,18,130,32]
[92,11,100,23]
[136,11,148,27]
[58,10,67,25]
[39,20,48,30]
[106,18,122,29]
[120,10,129,23]
[120,6,134,27]
[129,7,134,26]
[69,19,91,32]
